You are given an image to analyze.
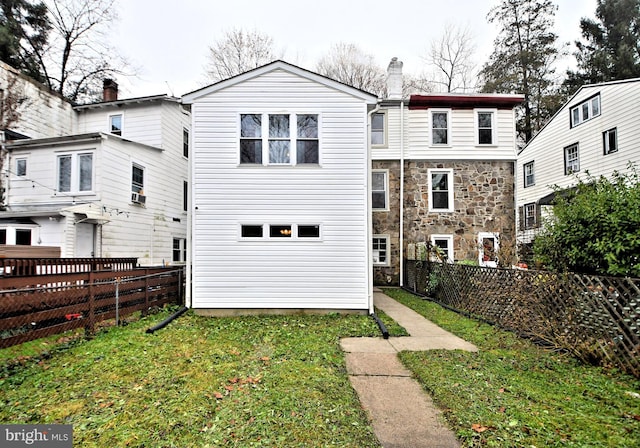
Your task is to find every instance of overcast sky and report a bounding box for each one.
[112,0,598,98]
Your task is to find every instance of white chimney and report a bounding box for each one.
[386,57,403,100]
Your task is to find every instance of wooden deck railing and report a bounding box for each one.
[0,257,138,277]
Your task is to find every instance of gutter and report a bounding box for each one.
[367,101,382,315]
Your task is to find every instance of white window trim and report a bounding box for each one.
[55,150,95,194]
[524,203,536,229]
[15,156,28,177]
[372,169,389,212]
[523,161,535,187]
[474,109,498,146]
[478,231,499,267]
[0,224,39,245]
[371,111,388,148]
[372,234,390,266]
[238,224,323,241]
[603,127,618,155]
[238,112,321,167]
[430,234,454,263]
[131,162,145,194]
[427,168,454,212]
[570,94,600,127]
[429,109,451,147]
[109,113,124,136]
[172,237,186,263]
[564,143,580,175]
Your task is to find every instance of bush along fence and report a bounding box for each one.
[404,260,640,378]
[0,265,184,348]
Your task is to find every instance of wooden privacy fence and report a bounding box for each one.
[0,267,184,348]
[404,260,640,378]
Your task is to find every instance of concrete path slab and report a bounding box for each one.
[341,289,477,448]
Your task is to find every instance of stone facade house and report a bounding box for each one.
[372,59,523,285]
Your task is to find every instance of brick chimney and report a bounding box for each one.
[386,57,403,100]
[103,79,118,102]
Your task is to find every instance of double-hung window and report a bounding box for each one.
[431,110,450,145]
[371,112,385,146]
[570,94,600,127]
[132,164,144,193]
[240,113,319,165]
[372,170,388,210]
[564,143,580,175]
[524,203,537,229]
[372,235,389,266]
[430,234,453,263]
[57,152,93,193]
[523,161,535,187]
[603,128,617,155]
[428,168,454,212]
[183,128,189,158]
[476,110,496,145]
[172,238,186,263]
[15,158,27,177]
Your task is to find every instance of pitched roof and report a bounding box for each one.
[182,60,378,104]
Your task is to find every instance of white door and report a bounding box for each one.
[76,223,95,257]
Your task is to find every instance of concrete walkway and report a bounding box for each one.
[340,290,478,448]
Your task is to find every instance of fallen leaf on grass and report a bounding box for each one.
[214,392,224,399]
[472,423,491,433]
[498,406,506,413]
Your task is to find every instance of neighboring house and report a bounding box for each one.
[0,67,190,265]
[516,77,640,247]
[372,59,523,284]
[183,61,378,313]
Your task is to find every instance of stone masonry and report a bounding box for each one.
[372,159,516,286]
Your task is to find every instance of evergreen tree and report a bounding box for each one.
[0,0,50,82]
[480,0,562,143]
[565,0,640,92]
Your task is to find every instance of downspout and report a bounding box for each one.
[399,100,405,287]
[367,101,381,314]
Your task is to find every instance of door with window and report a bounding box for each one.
[76,223,95,257]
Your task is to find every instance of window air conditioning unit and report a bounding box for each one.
[131,192,146,205]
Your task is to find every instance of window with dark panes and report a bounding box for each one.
[564,143,580,175]
[183,181,188,211]
[240,114,262,164]
[477,112,493,144]
[0,229,6,244]
[15,229,31,245]
[524,161,535,187]
[372,171,387,210]
[270,225,292,238]
[372,236,388,265]
[430,171,451,210]
[298,225,320,238]
[603,128,617,155]
[172,238,186,262]
[132,164,144,193]
[241,225,263,238]
[296,114,318,164]
[183,128,189,158]
[432,111,449,145]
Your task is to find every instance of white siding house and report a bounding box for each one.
[182,61,378,313]
[517,77,640,245]
[1,80,190,265]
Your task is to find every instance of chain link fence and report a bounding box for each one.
[404,260,640,377]
[1,267,184,348]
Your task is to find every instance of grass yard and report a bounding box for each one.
[383,288,640,447]
[1,307,404,448]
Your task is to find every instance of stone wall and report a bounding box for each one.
[372,159,516,285]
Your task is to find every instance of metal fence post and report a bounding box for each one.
[85,271,96,338]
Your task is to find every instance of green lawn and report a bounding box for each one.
[383,288,640,447]
[2,292,640,447]
[1,308,403,448]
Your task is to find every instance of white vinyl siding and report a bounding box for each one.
[188,66,375,309]
[517,80,640,236]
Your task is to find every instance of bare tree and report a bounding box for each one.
[204,28,279,83]
[41,0,129,103]
[316,43,386,96]
[427,23,478,93]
